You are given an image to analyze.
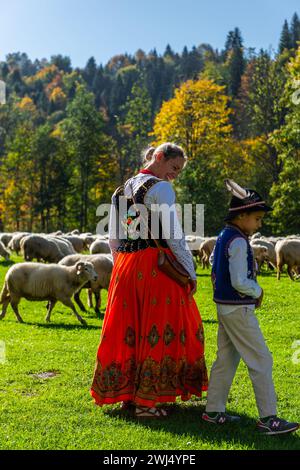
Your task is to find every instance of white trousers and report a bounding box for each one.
[206,305,277,418]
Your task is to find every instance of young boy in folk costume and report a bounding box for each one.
[202,179,299,436]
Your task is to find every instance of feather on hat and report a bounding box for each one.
[225,179,250,200]
[223,179,272,221]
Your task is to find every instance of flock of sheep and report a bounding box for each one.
[186,233,300,281]
[0,229,299,326]
[0,230,113,326]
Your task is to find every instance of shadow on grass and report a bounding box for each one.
[107,403,300,450]
[202,319,218,324]
[21,320,101,331]
[0,259,15,267]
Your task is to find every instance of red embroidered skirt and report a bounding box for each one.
[90,246,208,407]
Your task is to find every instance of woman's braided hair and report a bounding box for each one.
[142,142,187,166]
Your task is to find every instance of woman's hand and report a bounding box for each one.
[188,279,197,301]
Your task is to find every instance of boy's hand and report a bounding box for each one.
[188,279,197,301]
[255,288,264,309]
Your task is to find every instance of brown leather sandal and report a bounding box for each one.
[135,406,168,419]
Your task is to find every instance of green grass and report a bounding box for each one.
[0,255,299,450]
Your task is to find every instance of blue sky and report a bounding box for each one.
[0,0,299,67]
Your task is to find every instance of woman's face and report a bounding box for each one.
[154,153,185,181]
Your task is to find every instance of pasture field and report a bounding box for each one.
[0,255,299,450]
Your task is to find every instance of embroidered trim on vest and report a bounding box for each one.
[212,224,256,305]
[115,177,169,252]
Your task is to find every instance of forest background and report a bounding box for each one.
[1,13,300,236]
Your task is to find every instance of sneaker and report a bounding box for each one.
[202,412,241,424]
[257,416,299,435]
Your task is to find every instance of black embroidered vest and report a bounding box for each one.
[113,177,169,252]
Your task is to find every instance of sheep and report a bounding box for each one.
[275,239,300,281]
[198,238,217,269]
[49,236,76,256]
[267,236,284,247]
[49,230,63,236]
[89,239,111,255]
[0,261,98,325]
[59,254,113,314]
[62,235,86,253]
[251,239,276,269]
[251,232,262,240]
[7,232,29,255]
[185,235,205,260]
[0,233,13,247]
[0,241,10,261]
[21,235,64,263]
[251,245,269,272]
[79,234,96,249]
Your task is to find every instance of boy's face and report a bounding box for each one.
[234,211,265,236]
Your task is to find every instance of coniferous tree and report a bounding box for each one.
[279,19,293,52]
[224,28,245,96]
[291,12,300,48]
[164,44,175,59]
[83,57,97,89]
[50,55,72,73]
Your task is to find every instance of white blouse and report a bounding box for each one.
[109,173,197,280]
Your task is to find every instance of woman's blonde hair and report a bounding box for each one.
[142,142,187,167]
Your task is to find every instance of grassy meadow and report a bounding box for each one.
[0,255,299,450]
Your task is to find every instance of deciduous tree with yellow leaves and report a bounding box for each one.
[151,78,239,233]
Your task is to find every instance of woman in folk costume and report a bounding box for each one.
[91,142,208,418]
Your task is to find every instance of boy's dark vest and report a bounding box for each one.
[113,177,169,253]
[211,224,256,305]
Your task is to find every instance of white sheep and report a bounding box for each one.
[0,241,10,261]
[0,261,97,325]
[275,239,300,280]
[7,232,29,255]
[0,233,13,247]
[185,235,205,259]
[49,236,76,256]
[62,235,87,253]
[59,254,113,315]
[251,238,276,269]
[89,239,111,255]
[251,245,269,272]
[20,234,65,263]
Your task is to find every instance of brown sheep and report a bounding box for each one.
[198,238,216,269]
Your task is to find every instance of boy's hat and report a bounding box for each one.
[224,179,273,221]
